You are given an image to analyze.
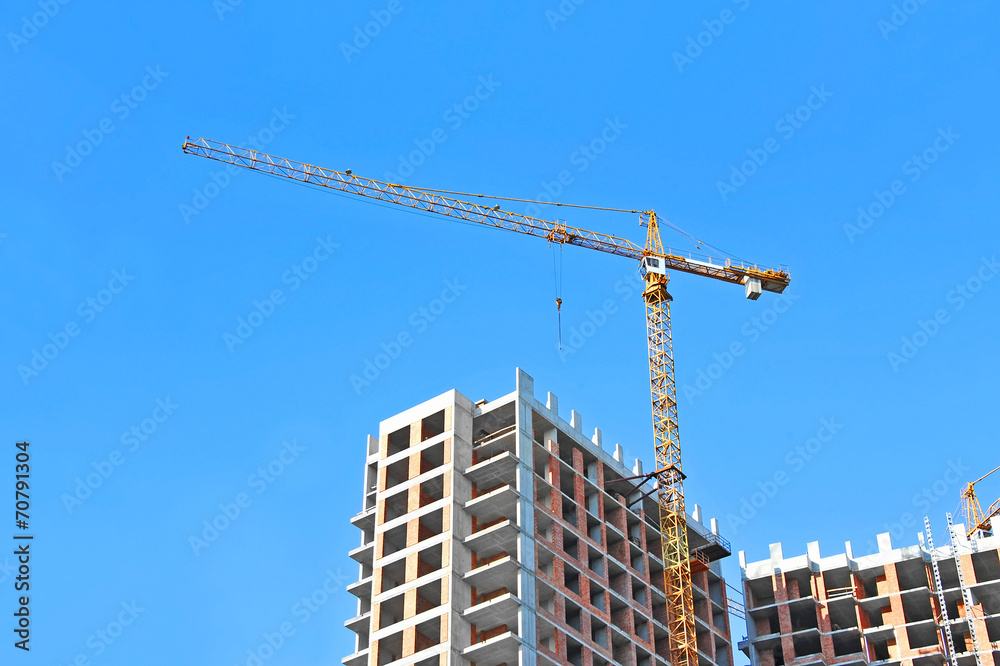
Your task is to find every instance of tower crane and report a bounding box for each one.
[962,465,1000,539]
[182,137,791,666]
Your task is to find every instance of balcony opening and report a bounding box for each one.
[534,446,550,478]
[793,633,822,657]
[382,523,408,558]
[828,599,857,630]
[536,479,553,511]
[566,638,584,666]
[537,548,554,578]
[416,578,443,614]
[611,632,632,665]
[562,497,579,527]
[414,543,444,579]
[560,464,576,495]
[380,558,406,593]
[591,619,608,647]
[897,559,930,590]
[419,441,445,474]
[631,550,646,574]
[564,534,579,561]
[378,592,405,629]
[417,508,445,543]
[383,489,409,523]
[632,581,647,606]
[413,615,443,653]
[590,585,606,611]
[376,630,403,666]
[748,576,776,606]
[536,510,553,542]
[537,580,555,613]
[419,475,445,508]
[565,599,583,631]
[870,640,890,662]
[565,565,581,595]
[833,633,863,657]
[421,410,445,441]
[538,621,556,652]
[789,602,818,631]
[587,515,602,544]
[588,550,604,577]
[633,612,649,640]
[387,426,410,456]
[903,595,934,623]
[385,458,409,491]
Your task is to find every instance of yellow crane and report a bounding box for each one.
[962,465,1000,539]
[182,137,791,666]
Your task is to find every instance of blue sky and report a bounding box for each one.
[2,1,998,664]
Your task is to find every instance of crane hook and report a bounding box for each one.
[556,298,563,350]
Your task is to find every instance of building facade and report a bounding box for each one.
[343,368,736,666]
[739,530,1000,666]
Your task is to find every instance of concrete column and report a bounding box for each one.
[515,371,538,666]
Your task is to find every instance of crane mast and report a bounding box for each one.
[182,137,790,666]
[643,212,697,664]
[963,465,1000,539]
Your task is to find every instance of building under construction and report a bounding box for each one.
[342,369,736,666]
[739,527,1000,666]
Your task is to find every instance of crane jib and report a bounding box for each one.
[181,138,790,296]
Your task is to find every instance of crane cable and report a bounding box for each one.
[406,183,745,262]
[552,242,564,350]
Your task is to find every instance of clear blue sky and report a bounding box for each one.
[2,1,998,664]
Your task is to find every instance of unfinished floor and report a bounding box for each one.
[740,530,1000,666]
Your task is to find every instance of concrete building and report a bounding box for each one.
[342,368,736,666]
[739,529,1000,666]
